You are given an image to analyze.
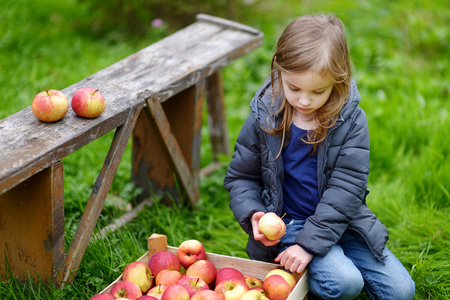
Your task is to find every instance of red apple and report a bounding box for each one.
[186,259,216,286]
[258,212,286,241]
[240,289,270,300]
[190,290,222,300]
[71,87,106,118]
[215,267,245,285]
[147,285,167,300]
[138,296,159,300]
[148,250,181,277]
[89,293,115,300]
[156,269,183,287]
[214,278,249,300]
[262,274,291,300]
[177,275,209,297]
[264,269,296,290]
[31,89,69,122]
[110,281,143,300]
[160,285,190,300]
[244,275,263,289]
[176,240,206,269]
[123,261,154,293]
[250,286,267,293]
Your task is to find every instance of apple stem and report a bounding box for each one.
[281,213,286,219]
[195,277,200,286]
[91,89,99,96]
[46,90,50,96]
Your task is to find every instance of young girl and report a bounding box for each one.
[224,14,415,299]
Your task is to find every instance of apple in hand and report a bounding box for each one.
[258,212,286,241]
[264,269,296,290]
[177,240,206,269]
[31,89,69,122]
[147,285,167,299]
[71,87,106,118]
[215,267,245,285]
[244,275,263,289]
[160,285,190,300]
[186,259,216,286]
[190,290,222,300]
[214,278,249,300]
[148,250,181,277]
[110,281,143,300]
[262,274,291,300]
[240,289,270,300]
[89,293,115,300]
[156,269,183,287]
[123,261,154,293]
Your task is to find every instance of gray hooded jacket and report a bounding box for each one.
[224,77,388,262]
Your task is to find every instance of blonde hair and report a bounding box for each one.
[268,14,352,155]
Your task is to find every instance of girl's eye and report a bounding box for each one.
[314,90,325,95]
[289,86,300,92]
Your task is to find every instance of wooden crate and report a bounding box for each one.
[101,233,308,299]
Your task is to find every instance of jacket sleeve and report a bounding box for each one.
[296,108,371,256]
[224,113,268,235]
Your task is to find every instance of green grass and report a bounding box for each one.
[1,0,449,299]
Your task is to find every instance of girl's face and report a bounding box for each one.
[281,70,334,120]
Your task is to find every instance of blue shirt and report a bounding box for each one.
[282,124,320,220]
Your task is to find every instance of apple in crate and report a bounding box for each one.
[264,269,296,290]
[149,250,181,276]
[186,259,216,285]
[147,285,167,299]
[156,269,183,287]
[258,212,286,240]
[123,261,154,293]
[138,296,159,300]
[244,275,263,289]
[31,89,69,122]
[176,239,206,268]
[215,267,245,285]
[214,278,249,300]
[177,275,209,297]
[89,293,115,300]
[190,290,222,300]
[262,274,291,300]
[71,87,106,118]
[110,281,143,300]
[240,289,270,300]
[161,285,190,300]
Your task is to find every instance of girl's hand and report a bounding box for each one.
[274,244,313,274]
[251,212,280,247]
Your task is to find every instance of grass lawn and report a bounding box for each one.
[1,0,449,299]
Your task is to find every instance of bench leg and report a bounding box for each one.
[132,81,205,205]
[205,71,230,160]
[62,104,143,285]
[0,161,65,286]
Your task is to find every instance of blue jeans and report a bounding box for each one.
[277,218,415,300]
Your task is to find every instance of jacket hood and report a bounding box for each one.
[250,76,361,130]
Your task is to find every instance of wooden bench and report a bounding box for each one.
[0,14,263,286]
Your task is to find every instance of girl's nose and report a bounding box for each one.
[298,93,311,107]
